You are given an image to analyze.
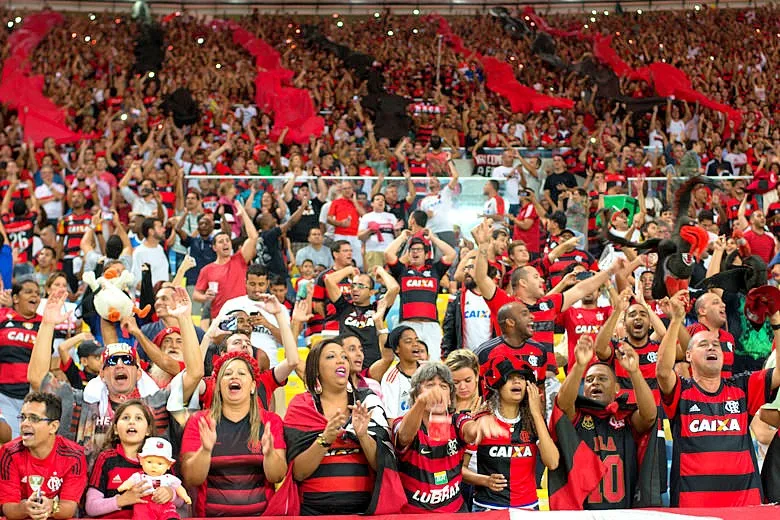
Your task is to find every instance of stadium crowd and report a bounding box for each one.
[0,3,780,518]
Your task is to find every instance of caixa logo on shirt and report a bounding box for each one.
[689,418,741,433]
[412,481,460,505]
[488,445,533,458]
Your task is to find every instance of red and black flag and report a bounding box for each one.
[547,400,607,510]
[548,396,662,510]
[266,390,406,515]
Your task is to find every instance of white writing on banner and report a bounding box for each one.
[473,152,503,177]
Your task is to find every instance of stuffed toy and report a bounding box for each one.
[82,266,150,322]
[117,437,191,520]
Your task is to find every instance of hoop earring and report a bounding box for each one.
[314,379,322,394]
[346,381,353,393]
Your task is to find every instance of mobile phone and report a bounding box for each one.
[102,211,113,221]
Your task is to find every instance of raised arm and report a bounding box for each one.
[558,335,595,420]
[657,291,686,396]
[384,229,411,266]
[167,288,205,403]
[237,203,259,263]
[28,290,70,390]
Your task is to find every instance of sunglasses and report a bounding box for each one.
[105,354,135,367]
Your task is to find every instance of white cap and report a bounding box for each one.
[139,437,176,463]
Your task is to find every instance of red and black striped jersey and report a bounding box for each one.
[485,288,561,374]
[0,436,87,503]
[88,445,142,518]
[181,409,285,517]
[541,248,598,288]
[1,213,36,263]
[392,415,468,513]
[157,183,176,218]
[573,410,641,509]
[474,337,551,383]
[56,212,95,259]
[389,259,450,323]
[309,267,351,335]
[662,370,774,507]
[609,338,662,404]
[472,419,538,509]
[200,369,282,411]
[0,308,41,399]
[686,323,735,379]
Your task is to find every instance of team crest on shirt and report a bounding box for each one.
[646,351,658,363]
[528,355,539,367]
[581,415,595,430]
[609,417,626,429]
[446,438,459,456]
[519,430,531,443]
[724,400,740,414]
[23,322,33,330]
[423,271,431,277]
[47,473,63,493]
[539,302,550,311]
[596,312,604,321]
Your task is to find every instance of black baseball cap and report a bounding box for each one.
[77,340,105,359]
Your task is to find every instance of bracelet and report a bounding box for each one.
[316,434,332,448]
[378,328,389,335]
[772,323,780,331]
[52,497,60,515]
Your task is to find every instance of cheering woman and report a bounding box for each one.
[269,338,405,516]
[181,352,287,517]
[467,355,559,511]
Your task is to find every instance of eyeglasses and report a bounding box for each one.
[351,283,370,290]
[105,354,135,367]
[17,414,54,424]
[409,247,426,253]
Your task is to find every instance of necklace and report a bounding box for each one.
[494,407,521,432]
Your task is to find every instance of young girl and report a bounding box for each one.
[466,356,560,511]
[85,400,157,518]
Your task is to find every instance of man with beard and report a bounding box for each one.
[550,335,659,509]
[739,208,776,265]
[593,290,672,403]
[543,230,598,288]
[557,272,612,372]
[658,294,780,507]
[28,288,204,467]
[442,254,499,355]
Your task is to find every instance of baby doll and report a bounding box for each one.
[118,437,191,520]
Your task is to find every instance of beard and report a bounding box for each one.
[464,278,477,291]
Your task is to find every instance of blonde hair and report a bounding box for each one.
[211,357,261,452]
[445,349,479,376]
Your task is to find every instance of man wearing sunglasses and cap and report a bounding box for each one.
[27,288,204,468]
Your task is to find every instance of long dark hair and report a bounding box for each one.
[487,378,537,437]
[304,337,345,395]
[103,399,155,450]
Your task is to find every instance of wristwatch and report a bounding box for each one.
[51,497,60,515]
[316,434,332,448]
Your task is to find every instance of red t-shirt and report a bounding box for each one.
[195,252,249,317]
[558,305,613,372]
[513,203,540,254]
[328,198,360,236]
[743,229,775,264]
[0,436,88,504]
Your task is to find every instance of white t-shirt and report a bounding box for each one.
[381,366,412,420]
[359,211,397,252]
[219,295,287,368]
[34,183,65,220]
[648,130,664,151]
[131,243,169,289]
[462,290,492,351]
[667,119,686,142]
[418,186,455,233]
[491,165,519,205]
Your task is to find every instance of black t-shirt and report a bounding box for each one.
[288,197,324,243]
[255,226,286,277]
[333,295,380,368]
[543,172,577,205]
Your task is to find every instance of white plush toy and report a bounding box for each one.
[83,266,151,322]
